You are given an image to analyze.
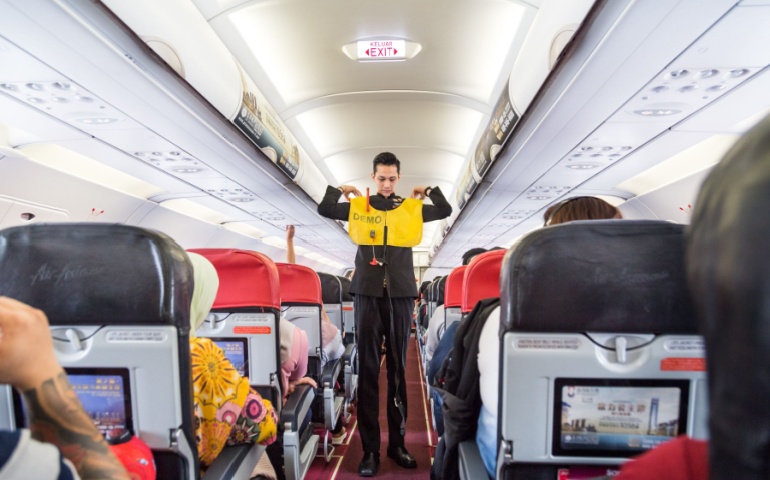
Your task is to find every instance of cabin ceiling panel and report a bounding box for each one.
[325,148,465,185]
[672,5,770,69]
[0,155,147,223]
[203,0,529,108]
[0,92,89,145]
[295,101,484,158]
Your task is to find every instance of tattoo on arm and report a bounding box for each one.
[23,372,129,480]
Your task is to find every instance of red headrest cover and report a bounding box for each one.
[188,249,280,310]
[276,263,322,305]
[445,265,467,308]
[462,249,505,313]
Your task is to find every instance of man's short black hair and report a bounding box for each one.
[462,247,487,265]
[373,152,400,174]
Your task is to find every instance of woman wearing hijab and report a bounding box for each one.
[187,252,278,478]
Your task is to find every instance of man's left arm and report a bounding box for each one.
[420,186,452,222]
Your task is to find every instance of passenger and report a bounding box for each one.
[618,113,770,479]
[186,253,278,478]
[285,225,345,367]
[318,151,452,476]
[543,196,622,226]
[0,296,130,480]
[279,318,316,400]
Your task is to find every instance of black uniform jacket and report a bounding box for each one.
[318,185,452,298]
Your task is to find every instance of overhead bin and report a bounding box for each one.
[100,0,329,203]
[452,0,594,212]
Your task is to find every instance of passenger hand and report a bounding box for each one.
[286,224,295,240]
[338,185,362,200]
[411,186,431,199]
[0,296,62,391]
[288,376,318,395]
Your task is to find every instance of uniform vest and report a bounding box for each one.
[348,196,423,247]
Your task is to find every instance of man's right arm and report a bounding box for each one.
[317,185,351,221]
[0,297,129,480]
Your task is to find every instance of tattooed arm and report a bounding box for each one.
[0,296,129,480]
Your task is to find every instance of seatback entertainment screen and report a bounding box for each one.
[553,378,689,458]
[211,338,249,379]
[67,368,132,438]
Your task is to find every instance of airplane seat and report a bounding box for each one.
[339,276,356,345]
[442,265,467,339]
[0,223,253,480]
[434,250,504,476]
[276,263,344,459]
[421,277,443,363]
[428,277,440,321]
[318,272,344,333]
[484,220,706,480]
[461,249,506,315]
[423,274,448,371]
[337,275,358,403]
[317,272,357,412]
[188,249,317,480]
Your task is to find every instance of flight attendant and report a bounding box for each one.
[318,152,452,476]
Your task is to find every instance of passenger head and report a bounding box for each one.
[372,152,400,196]
[543,196,621,226]
[462,247,487,266]
[187,252,220,333]
[686,113,770,479]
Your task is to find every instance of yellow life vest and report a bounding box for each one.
[348,196,423,247]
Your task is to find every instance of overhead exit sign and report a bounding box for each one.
[357,39,406,61]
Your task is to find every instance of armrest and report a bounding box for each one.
[202,443,263,480]
[458,440,491,480]
[321,358,342,389]
[280,384,315,431]
[342,342,356,363]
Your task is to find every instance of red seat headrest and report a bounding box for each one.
[462,249,505,313]
[445,265,467,309]
[189,249,280,310]
[276,263,322,305]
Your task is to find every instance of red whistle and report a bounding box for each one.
[370,257,378,266]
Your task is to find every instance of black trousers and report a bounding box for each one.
[354,292,413,454]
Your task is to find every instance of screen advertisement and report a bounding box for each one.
[553,378,689,458]
[211,338,249,379]
[67,368,132,437]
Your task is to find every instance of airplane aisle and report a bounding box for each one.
[306,336,438,479]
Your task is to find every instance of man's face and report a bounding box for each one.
[371,165,400,196]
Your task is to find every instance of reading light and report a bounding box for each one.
[633,108,681,117]
[75,117,120,125]
[170,166,204,173]
[565,163,599,170]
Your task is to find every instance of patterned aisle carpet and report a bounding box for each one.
[305,336,438,480]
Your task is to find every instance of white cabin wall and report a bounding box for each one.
[0,148,343,274]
